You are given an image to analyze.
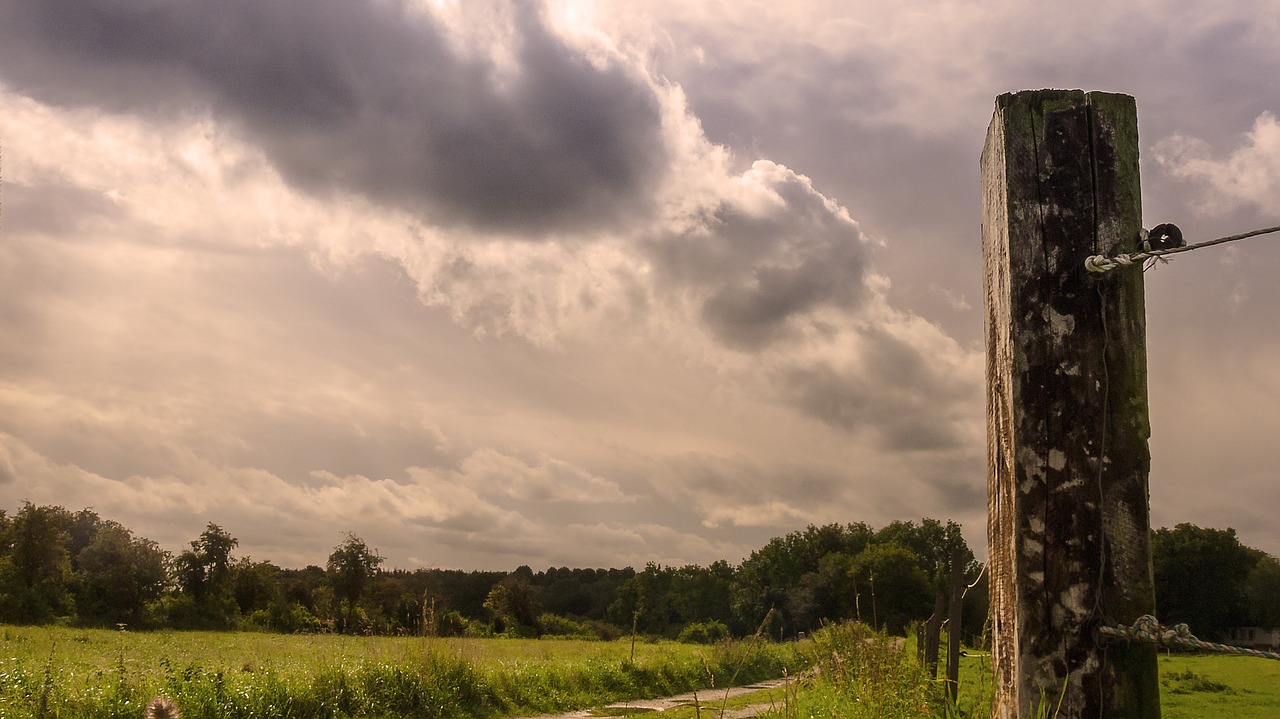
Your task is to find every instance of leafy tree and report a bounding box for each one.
[356,571,429,635]
[171,522,240,627]
[669,561,734,628]
[876,518,976,667]
[277,565,328,616]
[485,573,542,634]
[176,522,239,602]
[1245,553,1280,629]
[418,568,508,622]
[850,542,932,635]
[787,552,859,632]
[66,509,106,567]
[731,523,872,636]
[875,519,976,587]
[74,522,169,625]
[538,566,624,619]
[1152,524,1259,639]
[326,533,383,631]
[0,502,74,623]
[231,558,281,617]
[608,563,678,635]
[3,503,71,590]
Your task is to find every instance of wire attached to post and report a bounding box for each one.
[1085,225,1280,273]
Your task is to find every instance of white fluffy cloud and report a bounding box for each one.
[1155,113,1280,214]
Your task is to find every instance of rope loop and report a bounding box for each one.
[1085,224,1280,274]
[1098,615,1280,661]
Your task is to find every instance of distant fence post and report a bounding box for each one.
[981,90,1161,718]
[946,547,964,705]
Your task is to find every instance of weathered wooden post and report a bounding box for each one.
[946,547,964,705]
[981,90,1161,718]
[924,592,945,677]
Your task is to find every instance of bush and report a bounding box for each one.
[588,620,622,641]
[267,598,321,633]
[538,613,597,639]
[435,610,469,637]
[678,620,730,644]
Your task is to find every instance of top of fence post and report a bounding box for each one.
[981,89,1161,719]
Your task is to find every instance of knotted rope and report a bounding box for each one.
[1085,225,1280,273]
[1098,615,1280,661]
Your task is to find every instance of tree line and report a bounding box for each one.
[1,502,1275,642]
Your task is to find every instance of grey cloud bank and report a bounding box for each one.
[0,0,1277,568]
[0,0,665,232]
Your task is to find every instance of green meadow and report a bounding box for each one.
[0,625,803,719]
[3,623,1278,718]
[748,624,1280,719]
[1157,652,1280,719]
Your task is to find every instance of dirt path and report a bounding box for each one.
[512,677,792,718]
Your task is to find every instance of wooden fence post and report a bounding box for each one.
[981,90,1161,718]
[946,547,964,705]
[925,591,945,677]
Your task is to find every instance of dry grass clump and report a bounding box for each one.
[143,696,180,719]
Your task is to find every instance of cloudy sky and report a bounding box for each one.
[1,0,1277,571]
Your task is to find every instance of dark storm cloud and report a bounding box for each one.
[782,328,975,451]
[784,363,962,451]
[639,3,1280,348]
[660,451,845,512]
[0,0,665,232]
[651,166,869,350]
[699,227,865,349]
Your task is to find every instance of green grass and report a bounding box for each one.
[6,624,1276,718]
[953,646,1280,718]
[0,625,805,719]
[755,623,951,719]
[754,624,1280,719]
[1158,652,1280,719]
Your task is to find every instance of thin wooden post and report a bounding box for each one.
[925,592,945,677]
[946,547,964,705]
[981,90,1161,718]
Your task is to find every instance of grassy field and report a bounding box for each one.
[949,649,1280,718]
[749,624,1280,719]
[0,625,804,719]
[4,624,1277,718]
[1157,652,1280,719]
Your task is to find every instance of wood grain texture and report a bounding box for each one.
[981,90,1159,719]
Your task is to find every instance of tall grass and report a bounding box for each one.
[758,621,1280,719]
[758,622,963,719]
[0,625,804,719]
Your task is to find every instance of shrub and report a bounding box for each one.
[538,613,597,639]
[266,598,320,633]
[678,620,730,644]
[435,610,469,637]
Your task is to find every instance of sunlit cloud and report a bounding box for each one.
[1,0,1277,567]
[1155,112,1280,214]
